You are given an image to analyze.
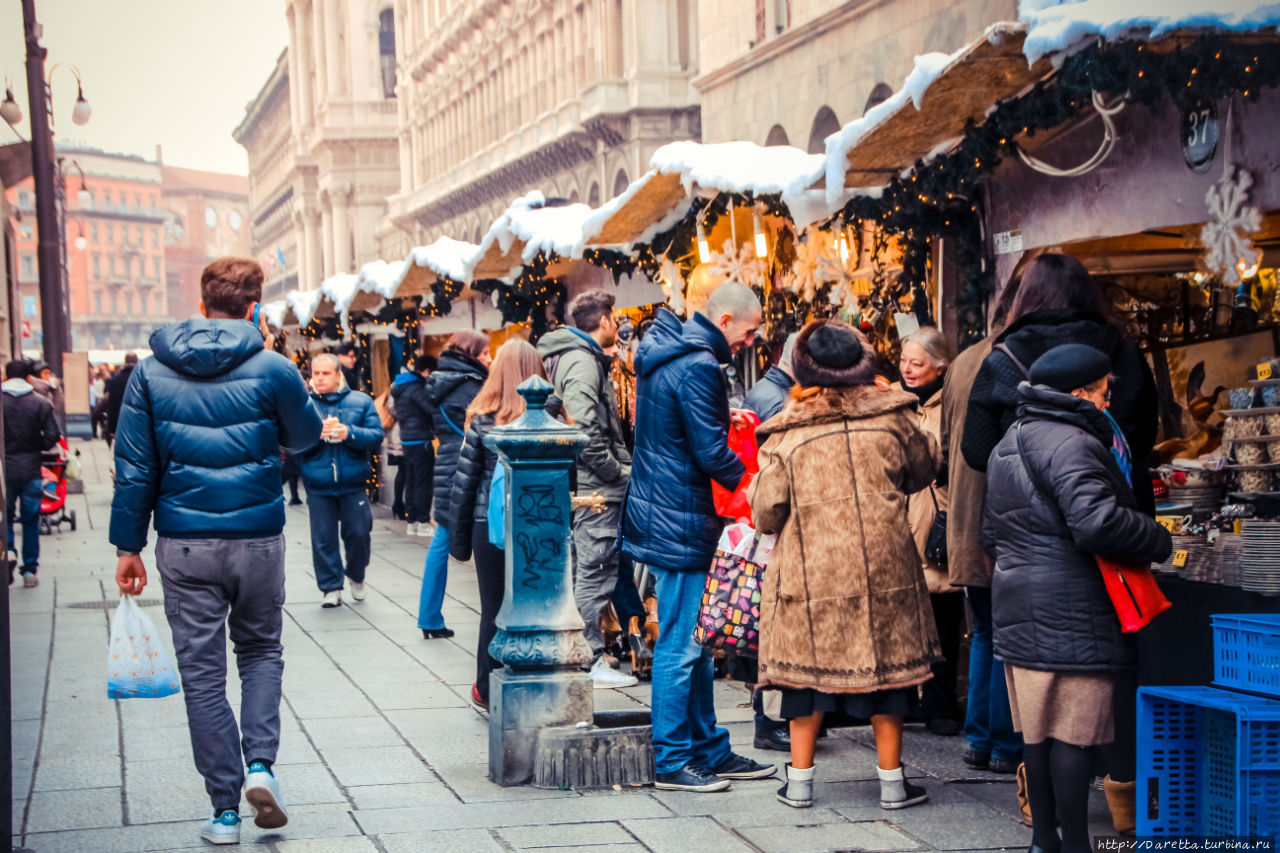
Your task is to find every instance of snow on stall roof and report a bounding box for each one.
[401,236,480,286]
[1020,0,1280,65]
[262,299,288,330]
[287,288,324,329]
[320,273,360,316]
[357,260,406,301]
[477,191,597,278]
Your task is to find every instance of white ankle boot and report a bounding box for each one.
[776,763,814,808]
[878,765,928,809]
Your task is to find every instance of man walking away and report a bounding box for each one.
[296,354,384,607]
[622,281,775,792]
[539,290,637,689]
[111,257,322,844]
[28,360,66,435]
[104,352,138,446]
[3,360,59,587]
[391,354,437,536]
[332,342,362,391]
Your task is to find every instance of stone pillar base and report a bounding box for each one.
[488,668,592,786]
[533,723,654,789]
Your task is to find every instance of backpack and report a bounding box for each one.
[487,461,507,549]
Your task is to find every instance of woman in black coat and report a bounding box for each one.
[983,344,1171,853]
[416,330,489,641]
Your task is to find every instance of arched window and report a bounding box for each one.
[569,189,580,204]
[764,124,789,147]
[588,183,601,207]
[474,226,483,244]
[612,170,629,199]
[864,83,893,115]
[379,9,397,98]
[806,106,840,155]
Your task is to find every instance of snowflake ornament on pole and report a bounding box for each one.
[1201,166,1262,287]
[710,238,766,289]
[658,258,686,317]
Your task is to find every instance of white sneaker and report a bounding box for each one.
[321,590,341,608]
[350,581,366,601]
[416,521,434,537]
[406,521,418,536]
[589,656,638,689]
[245,761,288,829]
[200,809,241,844]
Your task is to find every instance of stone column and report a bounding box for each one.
[332,189,352,273]
[286,6,302,135]
[486,376,593,786]
[305,210,322,289]
[324,0,343,98]
[320,196,334,279]
[294,212,309,290]
[297,3,315,127]
[312,0,328,106]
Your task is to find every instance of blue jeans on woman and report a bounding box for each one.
[417,524,451,631]
[963,586,1022,761]
[650,566,732,774]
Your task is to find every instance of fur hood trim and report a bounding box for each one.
[757,385,918,437]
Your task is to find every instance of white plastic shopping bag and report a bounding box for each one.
[107,594,181,699]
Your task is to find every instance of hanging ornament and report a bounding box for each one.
[710,238,766,289]
[1201,165,1262,287]
[658,258,687,317]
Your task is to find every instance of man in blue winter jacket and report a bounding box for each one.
[111,257,323,845]
[295,352,384,608]
[622,280,776,792]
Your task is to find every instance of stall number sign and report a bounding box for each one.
[993,229,1023,255]
[1259,362,1273,381]
[1172,550,1189,568]
[1181,100,1219,173]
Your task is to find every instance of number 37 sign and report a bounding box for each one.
[1181,99,1219,172]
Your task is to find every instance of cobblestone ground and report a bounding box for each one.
[9,439,1113,852]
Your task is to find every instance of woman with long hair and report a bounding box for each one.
[447,339,548,709]
[417,330,490,641]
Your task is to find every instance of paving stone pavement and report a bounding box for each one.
[9,439,1116,852]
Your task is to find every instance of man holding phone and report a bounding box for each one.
[111,257,322,845]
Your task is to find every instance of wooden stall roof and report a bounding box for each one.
[584,171,687,247]
[470,238,527,280]
[842,24,1053,188]
[349,290,387,314]
[395,263,439,298]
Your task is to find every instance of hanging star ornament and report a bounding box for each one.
[1201,166,1262,287]
[710,238,766,289]
[658,257,686,317]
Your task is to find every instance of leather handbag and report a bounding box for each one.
[924,487,947,565]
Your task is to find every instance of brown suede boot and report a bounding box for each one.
[1104,775,1136,835]
[1015,763,1033,826]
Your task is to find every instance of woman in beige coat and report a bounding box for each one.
[894,328,965,736]
[751,320,941,811]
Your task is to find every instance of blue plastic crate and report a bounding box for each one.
[1214,613,1280,700]
[1138,685,1280,839]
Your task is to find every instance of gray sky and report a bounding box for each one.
[1,1,287,176]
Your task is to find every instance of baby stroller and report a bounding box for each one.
[40,438,77,534]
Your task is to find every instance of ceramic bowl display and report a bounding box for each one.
[1231,387,1257,409]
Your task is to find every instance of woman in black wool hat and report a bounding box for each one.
[983,343,1171,853]
[751,320,942,811]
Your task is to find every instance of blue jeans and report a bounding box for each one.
[306,490,371,593]
[963,586,1022,761]
[417,524,450,630]
[6,477,43,573]
[651,566,732,774]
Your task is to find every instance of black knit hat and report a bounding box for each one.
[1029,343,1112,392]
[792,320,877,388]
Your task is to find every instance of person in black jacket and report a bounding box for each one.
[447,339,546,709]
[743,332,797,422]
[332,341,362,392]
[3,360,60,587]
[416,330,489,640]
[104,351,138,446]
[983,344,1171,853]
[391,354,438,536]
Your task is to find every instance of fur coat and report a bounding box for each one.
[749,385,943,694]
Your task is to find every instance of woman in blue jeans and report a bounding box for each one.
[417,330,490,639]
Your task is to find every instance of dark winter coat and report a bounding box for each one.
[538,327,631,502]
[109,319,323,553]
[424,349,488,525]
[622,309,745,573]
[447,412,498,562]
[2,379,60,482]
[294,386,384,495]
[962,309,1158,514]
[28,375,66,435]
[390,371,435,444]
[983,382,1172,672]
[743,366,794,422]
[940,338,995,588]
[105,364,135,436]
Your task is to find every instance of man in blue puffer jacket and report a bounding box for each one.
[294,353,384,608]
[111,257,322,844]
[622,281,776,793]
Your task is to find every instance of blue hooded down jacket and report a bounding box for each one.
[109,319,323,553]
[621,309,745,573]
[294,385,384,495]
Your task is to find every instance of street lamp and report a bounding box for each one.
[0,81,21,126]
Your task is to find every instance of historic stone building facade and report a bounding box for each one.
[160,165,251,314]
[379,0,702,258]
[694,0,1017,152]
[236,0,401,292]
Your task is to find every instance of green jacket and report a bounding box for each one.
[538,327,631,502]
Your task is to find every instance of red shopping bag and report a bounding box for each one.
[713,412,761,523]
[1095,557,1173,632]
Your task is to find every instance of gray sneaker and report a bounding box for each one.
[22,573,38,589]
[200,810,241,845]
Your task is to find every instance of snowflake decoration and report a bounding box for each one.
[710,238,766,289]
[787,228,829,301]
[1201,166,1262,287]
[657,258,686,317]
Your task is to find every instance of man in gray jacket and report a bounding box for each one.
[539,290,636,688]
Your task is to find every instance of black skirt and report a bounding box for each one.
[778,686,914,723]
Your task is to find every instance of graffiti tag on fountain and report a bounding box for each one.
[515,484,565,590]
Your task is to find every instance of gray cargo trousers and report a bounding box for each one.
[573,501,621,656]
[156,535,286,813]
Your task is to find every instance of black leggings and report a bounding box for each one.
[473,521,505,703]
[1024,738,1093,853]
[921,592,965,720]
